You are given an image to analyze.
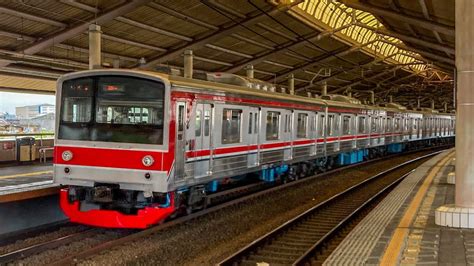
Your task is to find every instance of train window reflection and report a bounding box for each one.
[266,111,280,141]
[222,109,241,144]
[358,116,367,134]
[297,113,308,138]
[342,115,351,135]
[195,110,202,137]
[204,111,210,136]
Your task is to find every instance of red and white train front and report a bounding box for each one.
[54,70,175,228]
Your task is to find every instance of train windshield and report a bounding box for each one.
[59,75,165,145]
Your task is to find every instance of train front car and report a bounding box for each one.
[53,70,174,228]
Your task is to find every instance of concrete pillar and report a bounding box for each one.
[389,95,393,103]
[184,50,193,79]
[435,0,474,228]
[307,92,312,98]
[88,24,101,70]
[417,98,421,108]
[431,99,435,109]
[246,65,254,79]
[288,74,295,95]
[321,81,327,96]
[454,0,474,208]
[347,91,352,97]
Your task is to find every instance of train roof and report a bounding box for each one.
[58,69,454,117]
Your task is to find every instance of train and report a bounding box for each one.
[53,69,455,228]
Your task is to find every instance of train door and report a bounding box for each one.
[194,103,213,177]
[175,101,187,180]
[248,107,259,167]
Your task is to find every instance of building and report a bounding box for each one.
[15,104,55,119]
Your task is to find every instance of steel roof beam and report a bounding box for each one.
[340,0,454,37]
[115,17,193,41]
[356,23,454,55]
[148,2,219,30]
[54,44,138,62]
[0,6,67,28]
[268,40,377,83]
[224,23,353,73]
[332,66,402,93]
[142,2,299,67]
[101,34,167,52]
[0,0,153,68]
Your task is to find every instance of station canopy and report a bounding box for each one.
[0,0,454,109]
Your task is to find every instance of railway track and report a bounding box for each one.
[0,147,448,265]
[218,152,441,266]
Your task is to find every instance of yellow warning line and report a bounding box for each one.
[0,170,53,180]
[380,151,455,265]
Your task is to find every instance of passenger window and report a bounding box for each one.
[358,116,367,134]
[254,113,258,133]
[249,112,253,134]
[284,114,288,133]
[195,110,202,137]
[297,113,308,138]
[342,115,351,135]
[177,105,185,132]
[327,115,335,136]
[371,117,378,133]
[394,118,401,131]
[204,111,210,136]
[386,118,392,132]
[222,109,241,144]
[266,111,280,140]
[318,115,325,137]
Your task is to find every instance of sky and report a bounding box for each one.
[0,92,56,114]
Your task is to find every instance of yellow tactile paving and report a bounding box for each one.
[0,170,53,180]
[380,151,455,265]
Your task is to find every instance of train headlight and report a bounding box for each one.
[142,155,154,167]
[62,151,73,161]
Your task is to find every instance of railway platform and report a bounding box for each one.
[324,149,460,265]
[0,163,63,236]
[0,163,57,202]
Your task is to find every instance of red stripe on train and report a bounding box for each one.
[54,146,170,171]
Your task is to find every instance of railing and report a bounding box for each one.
[0,133,54,147]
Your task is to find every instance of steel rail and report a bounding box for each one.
[218,150,445,266]
[0,228,98,264]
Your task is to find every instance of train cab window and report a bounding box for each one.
[195,110,202,137]
[222,109,242,144]
[61,77,93,123]
[297,113,308,138]
[204,111,210,136]
[358,116,367,134]
[342,115,351,135]
[266,111,280,140]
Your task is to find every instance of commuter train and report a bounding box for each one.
[53,69,455,228]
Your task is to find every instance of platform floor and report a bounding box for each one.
[0,163,55,198]
[324,149,464,265]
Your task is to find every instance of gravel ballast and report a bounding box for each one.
[76,152,432,265]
